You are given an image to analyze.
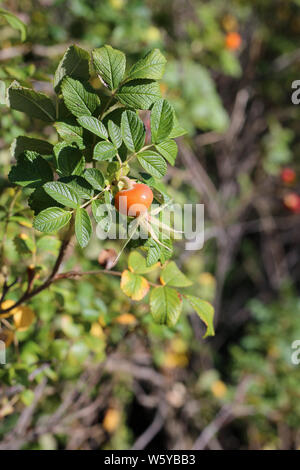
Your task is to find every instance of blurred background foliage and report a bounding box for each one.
[0,0,300,450]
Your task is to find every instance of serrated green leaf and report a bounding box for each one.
[61,77,100,118]
[92,45,126,91]
[54,143,85,176]
[83,168,104,190]
[137,150,167,178]
[43,181,80,208]
[11,136,53,159]
[108,120,122,148]
[8,82,56,121]
[156,139,178,165]
[34,207,72,233]
[93,140,116,161]
[145,231,173,266]
[60,176,94,200]
[160,261,192,287]
[54,45,90,92]
[127,49,166,81]
[151,99,174,143]
[128,251,159,274]
[150,286,182,327]
[0,8,26,41]
[117,79,161,110]
[8,154,52,188]
[75,208,92,247]
[121,110,145,153]
[77,115,108,139]
[54,120,84,147]
[185,295,215,338]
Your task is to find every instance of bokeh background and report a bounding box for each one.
[1,0,300,450]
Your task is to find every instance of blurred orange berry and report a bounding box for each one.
[90,323,105,339]
[114,313,136,325]
[103,408,121,433]
[225,32,242,50]
[211,380,227,399]
[281,168,296,185]
[283,193,300,213]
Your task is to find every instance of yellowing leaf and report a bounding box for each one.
[90,323,105,339]
[170,337,188,354]
[0,300,27,320]
[13,306,35,331]
[211,380,227,399]
[103,408,121,433]
[163,351,188,369]
[0,328,14,347]
[114,313,137,325]
[198,272,216,287]
[121,270,149,301]
[0,300,17,318]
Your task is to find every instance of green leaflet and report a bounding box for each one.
[61,77,100,118]
[160,262,192,287]
[75,208,92,247]
[77,116,108,139]
[117,80,161,110]
[127,49,166,81]
[43,181,80,208]
[93,141,117,161]
[54,120,84,148]
[150,99,174,144]
[54,45,90,92]
[34,207,72,233]
[54,143,85,177]
[8,82,56,122]
[156,140,178,166]
[137,150,167,178]
[150,286,182,327]
[108,120,122,149]
[0,7,27,41]
[83,168,105,191]
[185,295,215,338]
[121,110,145,152]
[92,45,126,91]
